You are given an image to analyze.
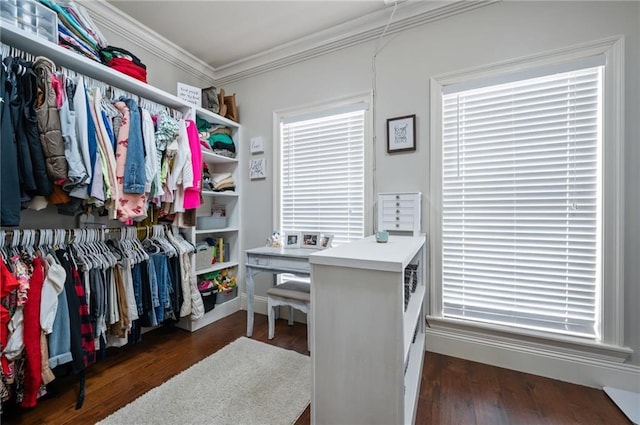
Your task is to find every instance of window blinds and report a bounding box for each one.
[281,109,365,246]
[441,65,603,338]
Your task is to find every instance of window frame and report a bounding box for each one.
[273,92,374,244]
[429,36,626,351]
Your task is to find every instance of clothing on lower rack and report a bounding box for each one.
[0,225,197,409]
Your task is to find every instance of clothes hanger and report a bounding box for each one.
[153,225,177,257]
[0,231,5,262]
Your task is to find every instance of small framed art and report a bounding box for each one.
[284,232,301,248]
[250,136,264,154]
[387,114,416,153]
[249,158,267,180]
[301,232,320,249]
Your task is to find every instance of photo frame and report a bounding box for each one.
[387,114,416,154]
[301,232,320,249]
[249,158,267,180]
[319,234,334,249]
[284,232,301,248]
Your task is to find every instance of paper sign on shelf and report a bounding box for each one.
[177,82,201,106]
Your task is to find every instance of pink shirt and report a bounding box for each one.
[183,119,203,210]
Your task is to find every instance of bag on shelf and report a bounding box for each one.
[201,86,219,113]
[98,46,147,83]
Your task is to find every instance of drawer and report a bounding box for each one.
[382,220,414,231]
[247,255,272,267]
[379,193,417,202]
[381,199,415,209]
[247,254,310,273]
[382,206,415,217]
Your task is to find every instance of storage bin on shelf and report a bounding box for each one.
[195,244,216,270]
[216,286,237,304]
[200,268,237,306]
[197,215,226,229]
[199,288,217,312]
[0,0,57,44]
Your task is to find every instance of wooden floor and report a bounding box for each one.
[1,311,629,425]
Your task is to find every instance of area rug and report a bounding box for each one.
[97,337,311,425]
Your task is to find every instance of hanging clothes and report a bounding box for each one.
[0,56,22,226]
[113,100,146,222]
[21,257,44,408]
[33,56,68,182]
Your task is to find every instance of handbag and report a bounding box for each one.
[201,86,219,114]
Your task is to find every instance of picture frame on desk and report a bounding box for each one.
[319,234,333,249]
[284,232,301,248]
[301,232,320,249]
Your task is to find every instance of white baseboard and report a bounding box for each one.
[426,325,640,393]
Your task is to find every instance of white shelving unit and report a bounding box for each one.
[309,235,427,425]
[0,24,243,332]
[176,107,242,332]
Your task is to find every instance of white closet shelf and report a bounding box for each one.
[201,150,238,164]
[195,227,239,235]
[201,190,238,198]
[196,107,240,128]
[195,261,239,275]
[0,25,190,111]
[403,284,426,361]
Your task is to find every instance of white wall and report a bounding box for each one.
[222,0,639,377]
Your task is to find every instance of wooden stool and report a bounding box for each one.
[266,280,311,352]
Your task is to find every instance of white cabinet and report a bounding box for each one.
[378,192,421,236]
[176,108,242,332]
[309,235,427,425]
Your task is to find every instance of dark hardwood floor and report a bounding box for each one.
[1,311,629,425]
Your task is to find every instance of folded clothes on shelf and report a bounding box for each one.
[210,172,235,192]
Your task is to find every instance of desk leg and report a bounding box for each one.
[246,267,255,337]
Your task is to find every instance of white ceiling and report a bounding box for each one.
[106,1,389,69]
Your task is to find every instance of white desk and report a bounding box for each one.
[245,246,312,337]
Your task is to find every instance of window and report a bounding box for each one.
[430,38,624,346]
[276,97,370,246]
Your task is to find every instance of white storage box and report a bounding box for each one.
[1,0,57,44]
[195,245,215,270]
[197,215,226,229]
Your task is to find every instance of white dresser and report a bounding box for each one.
[309,235,427,425]
[377,192,421,236]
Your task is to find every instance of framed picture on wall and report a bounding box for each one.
[387,114,416,153]
[249,158,267,180]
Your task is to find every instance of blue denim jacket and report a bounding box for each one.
[122,98,146,194]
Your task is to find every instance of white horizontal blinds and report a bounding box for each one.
[441,65,603,338]
[281,109,365,246]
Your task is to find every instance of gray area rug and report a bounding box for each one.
[97,337,311,425]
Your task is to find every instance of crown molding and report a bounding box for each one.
[80,0,498,87]
[79,0,217,86]
[214,0,499,85]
